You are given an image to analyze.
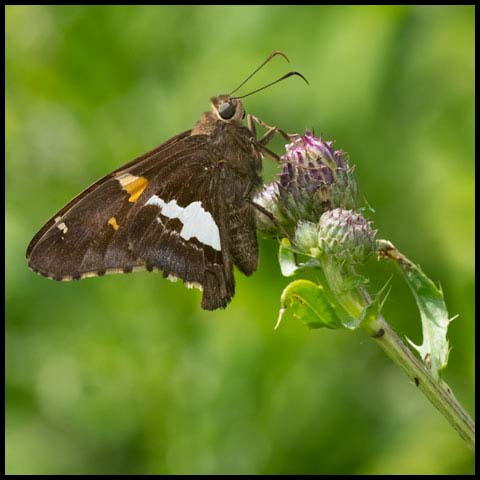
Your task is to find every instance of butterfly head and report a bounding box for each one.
[210,95,246,123]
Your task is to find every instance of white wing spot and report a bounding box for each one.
[54,216,68,234]
[146,195,221,251]
[185,281,203,291]
[115,172,140,187]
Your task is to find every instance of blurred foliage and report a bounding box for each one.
[5,5,474,475]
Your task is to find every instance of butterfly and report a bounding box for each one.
[26,52,307,310]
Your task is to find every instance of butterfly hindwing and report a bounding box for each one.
[126,142,237,310]
[226,201,258,276]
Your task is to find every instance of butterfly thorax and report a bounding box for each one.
[191,97,262,186]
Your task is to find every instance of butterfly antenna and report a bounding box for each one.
[229,51,290,96]
[232,71,309,100]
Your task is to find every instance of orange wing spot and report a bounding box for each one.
[116,173,149,203]
[108,216,120,230]
[126,176,148,202]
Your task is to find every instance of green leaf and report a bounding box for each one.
[359,277,392,334]
[278,238,299,277]
[378,240,452,379]
[340,273,370,292]
[275,279,343,330]
[278,238,321,277]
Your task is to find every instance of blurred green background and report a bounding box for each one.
[5,5,475,475]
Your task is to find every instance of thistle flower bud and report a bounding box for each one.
[294,221,320,256]
[255,131,358,236]
[317,208,377,264]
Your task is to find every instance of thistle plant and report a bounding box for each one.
[255,131,475,450]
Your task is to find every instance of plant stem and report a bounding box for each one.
[320,259,475,450]
[361,308,475,451]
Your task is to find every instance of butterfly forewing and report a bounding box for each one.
[26,130,192,259]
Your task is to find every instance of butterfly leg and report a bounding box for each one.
[259,144,282,162]
[248,114,294,144]
[248,199,293,242]
[247,114,278,145]
[247,113,257,137]
[247,114,295,162]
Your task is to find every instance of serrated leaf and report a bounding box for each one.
[275,279,343,330]
[378,241,451,379]
[403,269,451,379]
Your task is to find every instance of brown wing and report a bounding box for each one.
[27,130,244,310]
[126,152,237,310]
[26,130,192,258]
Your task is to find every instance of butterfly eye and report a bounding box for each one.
[218,102,235,120]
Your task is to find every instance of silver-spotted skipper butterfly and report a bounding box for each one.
[26,52,307,310]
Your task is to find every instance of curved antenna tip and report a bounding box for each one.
[232,70,310,100]
[229,50,291,96]
[270,50,290,63]
[288,71,309,86]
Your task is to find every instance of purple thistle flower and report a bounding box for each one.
[255,130,358,236]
